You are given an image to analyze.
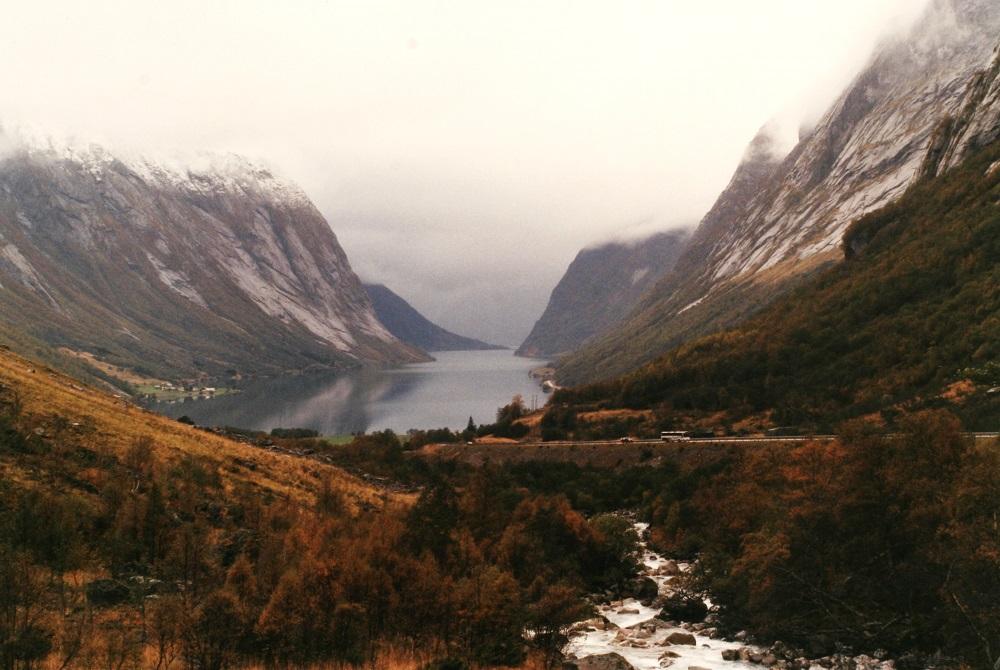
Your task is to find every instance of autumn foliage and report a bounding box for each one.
[653,411,1000,667]
[0,393,641,670]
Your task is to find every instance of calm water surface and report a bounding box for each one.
[145,350,547,435]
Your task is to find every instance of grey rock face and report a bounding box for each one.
[0,141,427,380]
[934,44,1000,173]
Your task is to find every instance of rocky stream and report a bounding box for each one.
[561,523,900,670]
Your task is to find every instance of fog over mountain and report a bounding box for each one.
[0,0,930,346]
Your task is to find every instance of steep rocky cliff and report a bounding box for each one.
[364,283,502,352]
[558,0,1000,384]
[930,44,1000,174]
[516,229,689,359]
[0,139,428,383]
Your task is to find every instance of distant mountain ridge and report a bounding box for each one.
[0,137,428,384]
[516,229,690,358]
[557,0,1000,384]
[364,283,503,352]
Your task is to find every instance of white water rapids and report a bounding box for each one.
[564,523,758,670]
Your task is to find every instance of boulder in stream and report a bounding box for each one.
[631,576,660,603]
[658,595,708,623]
[658,560,681,576]
[570,616,613,634]
[658,651,680,668]
[664,632,697,646]
[568,652,637,670]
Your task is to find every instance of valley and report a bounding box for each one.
[1,1,1000,669]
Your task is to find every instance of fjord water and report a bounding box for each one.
[145,350,546,435]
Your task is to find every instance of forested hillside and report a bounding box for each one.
[0,345,647,670]
[554,140,1000,431]
[648,413,1000,668]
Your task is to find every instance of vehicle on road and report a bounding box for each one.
[660,431,691,442]
[619,436,633,443]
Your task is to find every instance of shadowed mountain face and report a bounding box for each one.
[516,229,690,359]
[364,283,502,352]
[0,142,428,383]
[558,0,1000,384]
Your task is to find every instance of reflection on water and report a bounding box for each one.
[144,350,547,435]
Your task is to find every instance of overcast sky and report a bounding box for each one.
[0,0,929,346]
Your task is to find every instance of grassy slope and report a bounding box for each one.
[0,346,393,509]
[555,141,1000,430]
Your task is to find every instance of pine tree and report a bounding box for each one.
[463,417,476,441]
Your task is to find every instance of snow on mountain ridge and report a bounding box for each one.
[0,127,312,210]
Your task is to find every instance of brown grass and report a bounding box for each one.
[576,408,654,423]
[0,347,396,511]
[746,247,839,287]
[38,639,545,670]
[513,410,545,428]
[213,644,546,670]
[57,347,168,387]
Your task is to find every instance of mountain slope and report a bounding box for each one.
[0,345,389,507]
[558,0,1000,384]
[0,140,428,384]
[554,137,1000,430]
[516,229,690,358]
[364,283,502,351]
